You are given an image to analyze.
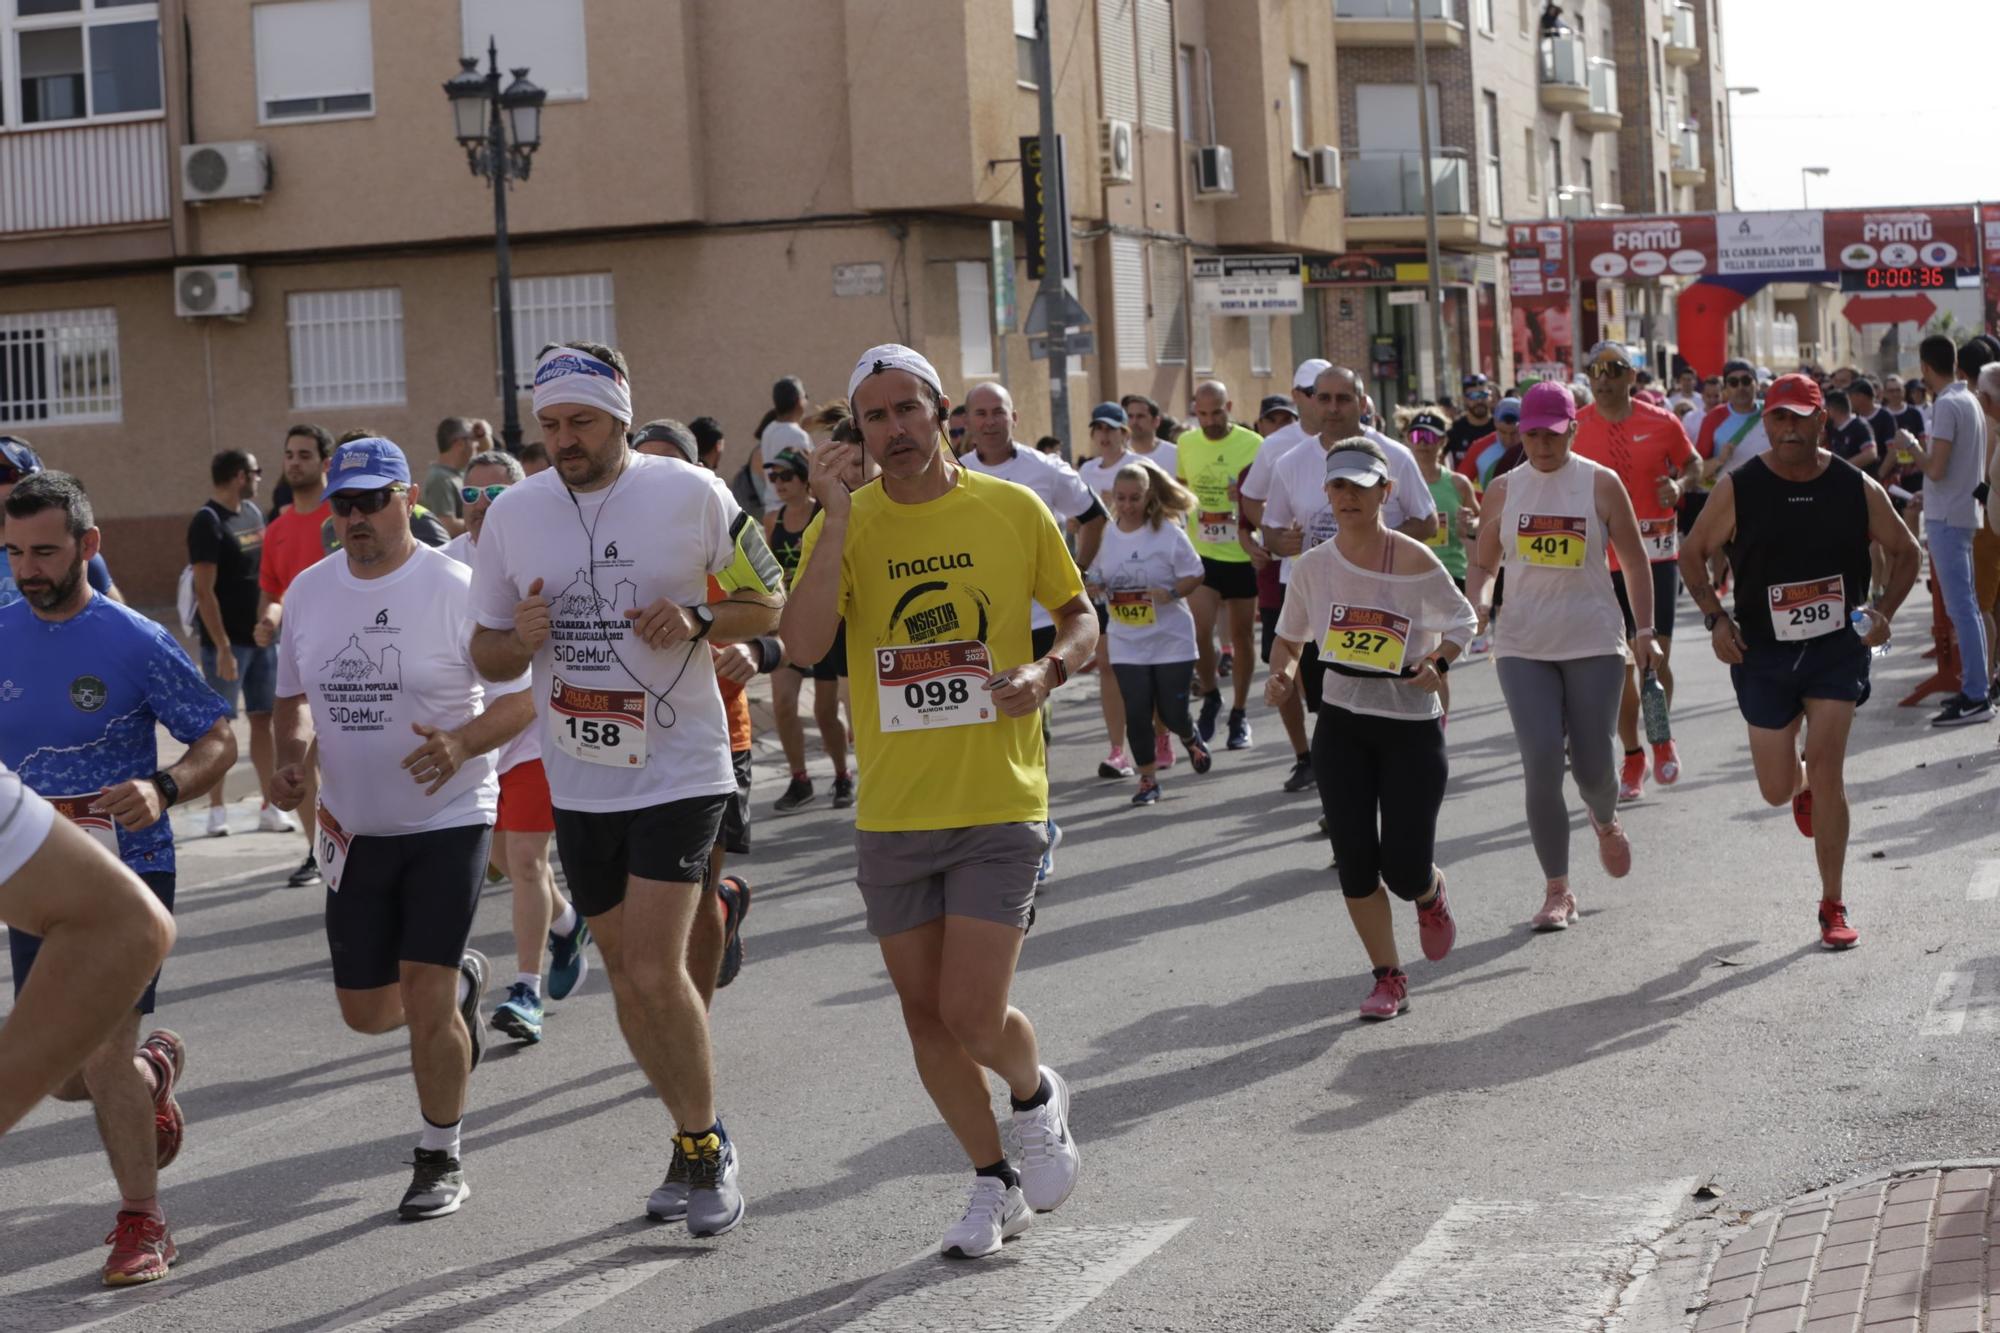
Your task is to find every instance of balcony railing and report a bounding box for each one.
[1666,1,1700,63]
[1674,130,1700,173]
[1335,0,1453,18]
[1552,185,1594,219]
[0,120,169,236]
[1345,148,1470,217]
[1575,57,1621,131]
[1539,34,1587,89]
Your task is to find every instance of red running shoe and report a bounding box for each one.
[1818,900,1858,950]
[135,1030,186,1170]
[1416,874,1456,962]
[1651,740,1681,785]
[1589,811,1632,879]
[1792,789,1813,839]
[102,1211,175,1286]
[1618,750,1646,803]
[1359,970,1408,1021]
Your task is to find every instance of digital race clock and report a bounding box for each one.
[1838,266,1972,293]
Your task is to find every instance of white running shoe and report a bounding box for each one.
[257,804,300,833]
[1011,1065,1080,1212]
[940,1177,1031,1259]
[205,806,230,838]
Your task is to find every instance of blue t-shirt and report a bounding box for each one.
[0,593,227,873]
[0,551,113,609]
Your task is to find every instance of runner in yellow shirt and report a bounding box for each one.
[1177,380,1265,749]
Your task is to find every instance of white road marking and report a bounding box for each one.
[1968,861,2000,901]
[781,1217,1192,1332]
[1331,1182,1691,1332]
[1923,971,1976,1036]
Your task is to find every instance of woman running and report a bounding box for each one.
[1465,382,1662,932]
[765,448,853,813]
[1406,407,1479,715]
[1084,462,1211,804]
[1266,439,1476,1020]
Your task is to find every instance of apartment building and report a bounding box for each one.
[1328,0,1733,405]
[0,0,1344,604]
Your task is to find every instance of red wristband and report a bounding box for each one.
[1043,655,1068,689]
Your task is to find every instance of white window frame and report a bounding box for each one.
[254,0,375,126]
[494,272,616,394]
[1475,0,1495,33]
[956,261,995,380]
[1135,0,1175,134]
[5,0,163,132]
[1287,63,1309,156]
[1190,308,1213,374]
[286,287,405,410]
[0,306,120,425]
[1111,234,1148,370]
[1249,315,1273,378]
[1149,240,1187,367]
[461,0,588,103]
[1012,0,1038,88]
[1480,90,1502,221]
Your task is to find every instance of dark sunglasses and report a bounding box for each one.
[459,484,509,505]
[1590,361,1633,379]
[329,486,406,517]
[1465,390,1491,402]
[1725,374,1756,387]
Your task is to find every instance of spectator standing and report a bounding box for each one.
[254,424,333,886]
[755,377,813,511]
[1900,335,1991,726]
[189,450,286,838]
[423,418,475,537]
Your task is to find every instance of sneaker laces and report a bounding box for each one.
[406,1150,457,1190]
[503,981,538,1008]
[662,1148,691,1186]
[1014,1104,1060,1168]
[104,1211,161,1249]
[678,1134,726,1188]
[958,1176,1008,1227]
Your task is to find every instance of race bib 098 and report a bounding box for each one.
[875,640,996,731]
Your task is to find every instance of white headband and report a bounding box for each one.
[848,343,942,403]
[531,346,632,423]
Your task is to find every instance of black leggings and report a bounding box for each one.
[1311,704,1448,901]
[1112,660,1196,761]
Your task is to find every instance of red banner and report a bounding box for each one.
[1823,205,1977,273]
[1983,206,2000,335]
[1505,221,1573,378]
[1572,215,1719,281]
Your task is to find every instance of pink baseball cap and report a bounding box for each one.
[1518,381,1578,432]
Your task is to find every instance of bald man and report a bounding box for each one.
[1175,381,1266,748]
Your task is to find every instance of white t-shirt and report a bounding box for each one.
[756,419,813,509]
[443,531,539,776]
[1261,429,1437,583]
[1085,519,1204,665]
[1130,439,1178,479]
[962,444,1099,630]
[1237,420,1311,505]
[1076,450,1168,497]
[469,453,741,813]
[275,545,504,837]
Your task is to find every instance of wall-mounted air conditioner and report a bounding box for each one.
[175,265,252,318]
[180,142,271,202]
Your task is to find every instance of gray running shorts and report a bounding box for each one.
[854,822,1048,937]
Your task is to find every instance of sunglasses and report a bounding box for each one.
[459,484,510,505]
[1590,361,1633,379]
[328,486,406,517]
[764,468,803,483]
[1407,427,1443,447]
[1465,390,1491,402]
[1725,375,1756,387]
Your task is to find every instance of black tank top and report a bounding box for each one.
[769,502,818,589]
[1726,455,1871,645]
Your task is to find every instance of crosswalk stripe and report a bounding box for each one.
[1922,971,1976,1036]
[1330,1183,1690,1332]
[1970,861,2000,901]
[783,1218,1193,1332]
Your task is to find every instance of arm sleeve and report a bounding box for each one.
[86,553,112,593]
[1935,399,1971,449]
[1028,501,1087,615]
[186,508,221,566]
[146,629,231,744]
[1273,555,1316,644]
[1170,527,1205,580]
[276,608,302,697]
[1664,423,1696,468]
[1051,460,1099,521]
[793,510,851,619]
[258,531,283,598]
[710,480,785,597]
[468,508,519,631]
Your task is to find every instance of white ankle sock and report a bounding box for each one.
[551,905,578,937]
[515,972,541,993]
[418,1115,461,1156]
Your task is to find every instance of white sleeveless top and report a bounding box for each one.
[1494,453,1628,662]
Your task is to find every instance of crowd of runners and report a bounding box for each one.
[0,324,1975,1285]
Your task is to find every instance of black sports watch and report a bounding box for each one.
[150,770,180,809]
[1704,611,1724,632]
[1431,655,1451,676]
[690,604,715,641]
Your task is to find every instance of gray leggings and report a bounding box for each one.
[1494,654,1626,879]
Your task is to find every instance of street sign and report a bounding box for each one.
[1192,254,1304,314]
[1024,287,1091,337]
[1386,289,1430,306]
[1028,329,1096,361]
[1020,134,1072,282]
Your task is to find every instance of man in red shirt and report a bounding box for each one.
[1573,342,1702,801]
[253,424,332,887]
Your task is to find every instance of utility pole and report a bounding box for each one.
[1412,2,1448,403]
[1034,0,1072,460]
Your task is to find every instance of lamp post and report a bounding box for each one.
[1801,165,1829,210]
[1722,85,1756,207]
[444,39,546,456]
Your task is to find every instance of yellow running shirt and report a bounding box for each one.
[796,466,1085,833]
[1175,424,1263,561]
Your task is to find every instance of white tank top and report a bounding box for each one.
[1494,453,1628,661]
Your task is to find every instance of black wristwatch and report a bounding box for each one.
[1432,655,1451,675]
[150,770,180,809]
[690,604,715,641]
[1704,611,1723,632]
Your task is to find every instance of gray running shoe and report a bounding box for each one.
[398,1149,468,1220]
[680,1131,745,1238]
[647,1148,691,1223]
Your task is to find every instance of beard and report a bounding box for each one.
[20,551,84,612]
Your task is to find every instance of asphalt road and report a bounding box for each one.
[3,630,1997,1332]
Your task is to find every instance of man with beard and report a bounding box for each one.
[1445,374,1498,466]
[0,471,236,1284]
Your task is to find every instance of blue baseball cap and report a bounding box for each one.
[326,437,410,492]
[1495,396,1523,424]
[1089,401,1129,428]
[0,435,42,481]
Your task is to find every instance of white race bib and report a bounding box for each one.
[1197,510,1237,545]
[1769,576,1844,642]
[875,640,997,731]
[1640,517,1679,562]
[49,793,120,859]
[315,802,351,894]
[549,675,648,768]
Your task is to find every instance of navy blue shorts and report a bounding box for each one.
[1729,634,1871,731]
[11,870,174,1014]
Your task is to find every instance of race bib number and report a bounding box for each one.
[549,676,648,768]
[1426,516,1451,548]
[1640,517,1679,562]
[1108,590,1157,627]
[315,802,351,894]
[1197,510,1237,545]
[48,793,119,859]
[1304,509,1340,552]
[1770,576,1844,642]
[1322,605,1412,675]
[876,640,996,731]
[1516,514,1587,569]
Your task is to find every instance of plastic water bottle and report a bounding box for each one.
[1640,669,1672,745]
[1851,608,1889,658]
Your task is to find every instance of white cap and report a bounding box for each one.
[1293,357,1334,390]
[848,343,943,403]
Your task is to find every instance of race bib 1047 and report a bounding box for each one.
[875,640,997,731]
[1108,589,1157,627]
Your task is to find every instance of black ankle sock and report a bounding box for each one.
[976,1159,1020,1189]
[1295,750,1310,763]
[1371,965,1405,980]
[1009,1074,1052,1113]
[1228,708,1245,723]
[1624,747,1643,757]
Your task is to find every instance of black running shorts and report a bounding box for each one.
[327,823,490,991]
[553,794,729,918]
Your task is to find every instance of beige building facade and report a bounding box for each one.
[0,0,1358,604]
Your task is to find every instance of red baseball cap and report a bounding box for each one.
[1763,373,1824,417]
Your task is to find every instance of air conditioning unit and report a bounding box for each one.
[175,265,252,319]
[1099,118,1135,185]
[180,141,270,203]
[1194,144,1235,197]
[1307,145,1341,192]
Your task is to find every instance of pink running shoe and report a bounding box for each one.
[1359,970,1408,1020]
[1652,740,1681,785]
[1618,750,1646,803]
[1589,811,1632,878]
[1154,732,1175,770]
[1531,886,1579,931]
[1416,873,1455,962]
